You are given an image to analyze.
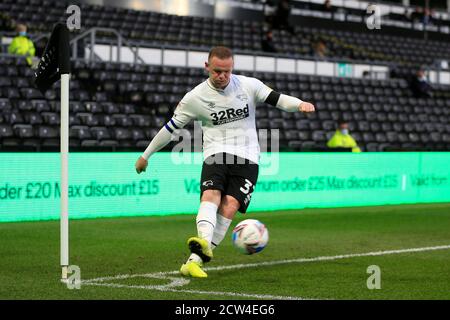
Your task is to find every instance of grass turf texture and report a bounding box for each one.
[1,203,450,300]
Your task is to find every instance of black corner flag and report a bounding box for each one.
[33,23,72,280]
[35,23,71,94]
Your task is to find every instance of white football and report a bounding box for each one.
[231,219,269,254]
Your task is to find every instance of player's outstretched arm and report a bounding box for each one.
[299,101,315,113]
[135,156,148,174]
[135,124,174,174]
[136,90,195,173]
[265,91,315,113]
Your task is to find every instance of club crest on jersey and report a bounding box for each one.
[210,104,249,125]
[202,180,214,187]
[236,93,248,101]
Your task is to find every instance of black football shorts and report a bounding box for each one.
[200,153,259,213]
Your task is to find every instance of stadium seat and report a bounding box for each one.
[23,112,43,125]
[131,128,146,141]
[77,113,100,126]
[41,112,60,125]
[13,124,34,138]
[100,115,117,126]
[113,127,132,140]
[130,115,152,127]
[91,127,111,140]
[1,34,449,154]
[38,126,58,139]
[113,114,134,127]
[32,100,51,112]
[70,126,92,140]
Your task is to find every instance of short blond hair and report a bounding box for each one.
[208,46,233,61]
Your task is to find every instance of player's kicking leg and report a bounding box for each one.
[211,195,239,250]
[180,190,221,278]
[180,193,239,278]
[180,153,256,278]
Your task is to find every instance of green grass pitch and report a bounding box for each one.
[1,203,450,300]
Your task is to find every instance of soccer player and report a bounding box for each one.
[135,46,315,277]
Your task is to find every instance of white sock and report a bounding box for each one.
[211,214,232,250]
[187,253,203,264]
[196,201,218,245]
[186,201,218,265]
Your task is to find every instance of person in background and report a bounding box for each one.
[261,30,277,53]
[322,0,335,13]
[313,38,328,59]
[410,7,424,23]
[273,0,295,35]
[422,8,434,25]
[8,24,35,66]
[410,67,433,98]
[0,12,14,32]
[327,119,361,153]
[263,0,277,31]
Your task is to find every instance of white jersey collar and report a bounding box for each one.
[207,77,233,93]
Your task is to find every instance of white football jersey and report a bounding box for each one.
[171,74,272,164]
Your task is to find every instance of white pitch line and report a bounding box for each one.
[202,244,450,273]
[84,244,450,284]
[84,282,308,300]
[81,244,450,300]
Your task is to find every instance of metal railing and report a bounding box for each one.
[70,27,145,64]
[1,27,394,81]
[89,35,395,70]
[6,27,450,85]
[0,28,146,63]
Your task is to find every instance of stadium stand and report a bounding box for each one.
[1,54,449,152]
[1,0,450,70]
[0,1,449,152]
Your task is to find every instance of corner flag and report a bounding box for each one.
[34,23,71,281]
[35,23,71,93]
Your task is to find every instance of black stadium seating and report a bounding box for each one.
[1,0,450,70]
[0,54,449,152]
[1,1,450,152]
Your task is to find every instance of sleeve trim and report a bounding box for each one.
[164,124,174,133]
[170,118,179,129]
